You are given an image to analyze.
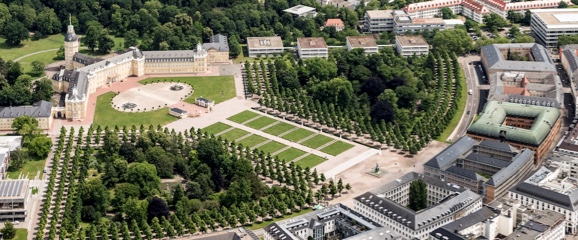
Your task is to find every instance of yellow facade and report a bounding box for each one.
[206,49,229,63]
[0,117,52,131]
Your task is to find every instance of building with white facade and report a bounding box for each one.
[364,10,464,33]
[0,179,30,220]
[263,204,398,240]
[509,166,578,234]
[297,37,328,59]
[364,10,397,33]
[395,35,429,56]
[531,9,578,48]
[346,36,378,55]
[354,172,483,240]
[246,37,284,57]
[283,5,317,17]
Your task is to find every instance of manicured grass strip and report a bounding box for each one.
[14,229,28,240]
[437,70,467,142]
[139,76,235,104]
[220,128,250,141]
[94,92,176,127]
[0,34,64,61]
[247,208,313,230]
[275,148,306,162]
[263,122,296,136]
[246,116,278,130]
[257,141,286,154]
[295,155,326,168]
[7,159,46,180]
[300,134,334,149]
[238,135,268,148]
[281,128,315,142]
[201,122,232,135]
[320,141,354,156]
[227,110,261,123]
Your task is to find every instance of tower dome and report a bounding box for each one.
[65,25,78,42]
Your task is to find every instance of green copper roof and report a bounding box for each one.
[468,101,559,146]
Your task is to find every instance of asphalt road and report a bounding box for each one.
[448,55,482,141]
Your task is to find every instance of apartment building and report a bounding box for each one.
[324,18,345,31]
[246,37,284,57]
[346,36,379,55]
[531,9,578,48]
[297,37,328,59]
[395,35,429,56]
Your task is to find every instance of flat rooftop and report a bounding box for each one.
[246,37,283,49]
[297,37,328,49]
[365,10,394,19]
[409,18,445,24]
[347,36,378,48]
[396,35,428,46]
[531,9,578,27]
[0,180,28,200]
[283,5,316,15]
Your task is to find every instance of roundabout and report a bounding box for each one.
[111,82,193,112]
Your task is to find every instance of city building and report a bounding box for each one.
[346,36,379,55]
[467,101,561,162]
[0,179,30,220]
[393,17,447,34]
[324,18,345,31]
[487,71,564,108]
[364,10,397,33]
[354,172,483,240]
[0,101,53,130]
[480,43,557,75]
[318,0,356,9]
[195,97,215,108]
[0,136,23,152]
[531,9,578,48]
[363,10,464,33]
[395,35,429,57]
[509,166,578,234]
[561,44,578,83]
[297,37,328,59]
[283,5,317,18]
[424,136,534,203]
[53,22,216,121]
[169,108,188,118]
[202,34,230,63]
[246,37,284,57]
[504,210,565,240]
[263,204,397,240]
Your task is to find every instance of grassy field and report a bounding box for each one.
[275,148,306,162]
[437,72,468,142]
[320,141,354,156]
[201,122,232,135]
[140,76,235,104]
[245,116,278,130]
[7,159,45,179]
[220,128,250,141]
[0,34,64,60]
[295,155,326,168]
[18,51,58,76]
[282,128,315,142]
[257,141,286,154]
[300,134,334,149]
[228,110,261,124]
[238,135,268,148]
[247,208,313,230]
[14,229,28,240]
[263,122,296,136]
[93,92,176,127]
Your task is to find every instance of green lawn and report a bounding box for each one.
[14,229,28,240]
[18,50,58,77]
[437,71,468,142]
[245,116,278,130]
[201,122,232,135]
[263,122,296,136]
[238,135,268,148]
[93,92,176,127]
[227,110,261,124]
[7,159,45,179]
[320,141,354,156]
[247,208,313,230]
[295,155,326,168]
[0,34,64,61]
[220,128,250,141]
[257,141,287,154]
[275,148,306,162]
[281,128,315,142]
[139,76,235,104]
[300,134,334,149]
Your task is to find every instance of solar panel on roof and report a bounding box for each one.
[0,182,5,197]
[5,181,14,198]
[15,181,23,196]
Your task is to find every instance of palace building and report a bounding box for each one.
[52,23,228,121]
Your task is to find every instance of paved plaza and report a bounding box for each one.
[111,82,193,112]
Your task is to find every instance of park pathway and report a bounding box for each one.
[13,48,59,61]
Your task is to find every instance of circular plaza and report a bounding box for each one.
[111,82,193,112]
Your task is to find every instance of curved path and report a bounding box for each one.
[13,48,59,62]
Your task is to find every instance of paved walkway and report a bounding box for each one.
[14,48,58,61]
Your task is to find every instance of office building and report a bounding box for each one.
[531,9,578,48]
[480,43,557,75]
[246,37,284,57]
[297,37,328,59]
[395,35,429,56]
[283,5,317,17]
[0,179,30,220]
[346,36,379,55]
[487,71,563,108]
